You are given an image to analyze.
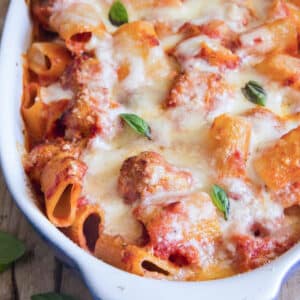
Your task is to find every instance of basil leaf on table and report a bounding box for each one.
[109,1,129,26]
[241,80,267,106]
[0,263,11,273]
[210,185,230,220]
[31,292,79,300]
[120,113,152,140]
[0,231,26,272]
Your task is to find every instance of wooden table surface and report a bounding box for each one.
[0,1,300,299]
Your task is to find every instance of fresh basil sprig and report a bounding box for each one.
[210,185,230,221]
[31,293,78,300]
[120,113,152,140]
[0,231,25,272]
[241,80,267,106]
[109,1,129,26]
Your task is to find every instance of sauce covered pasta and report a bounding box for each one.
[23,0,300,280]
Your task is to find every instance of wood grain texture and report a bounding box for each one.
[0,0,9,31]
[60,268,93,300]
[0,1,299,299]
[0,172,14,300]
[13,222,57,298]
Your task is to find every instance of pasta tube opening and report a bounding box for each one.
[70,32,92,44]
[23,83,40,110]
[141,260,170,276]
[41,156,87,227]
[28,43,71,83]
[64,205,104,253]
[83,213,101,252]
[53,184,72,219]
[66,32,93,55]
[46,181,81,227]
[22,83,47,146]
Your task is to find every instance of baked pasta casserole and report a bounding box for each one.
[23,0,300,280]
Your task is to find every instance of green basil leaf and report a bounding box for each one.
[0,263,11,273]
[109,1,128,26]
[120,113,152,140]
[210,185,230,220]
[241,80,267,106]
[0,231,26,265]
[31,292,78,300]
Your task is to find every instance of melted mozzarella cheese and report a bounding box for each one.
[190,1,253,32]
[174,36,221,73]
[219,178,283,236]
[82,0,297,235]
[83,146,143,242]
[140,1,221,23]
[82,74,213,241]
[51,0,103,30]
[225,66,289,116]
[39,83,73,103]
[70,0,300,272]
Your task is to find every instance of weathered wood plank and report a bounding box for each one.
[0,173,16,300]
[13,219,58,298]
[0,2,13,299]
[0,270,13,300]
[0,173,58,298]
[60,267,93,300]
[0,0,9,37]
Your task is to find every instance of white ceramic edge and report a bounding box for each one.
[1,1,300,300]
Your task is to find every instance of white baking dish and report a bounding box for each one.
[0,1,299,299]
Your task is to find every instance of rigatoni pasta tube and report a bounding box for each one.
[95,234,127,270]
[122,245,180,279]
[95,234,180,279]
[255,54,300,90]
[22,82,70,146]
[22,82,46,144]
[254,126,300,191]
[24,140,81,185]
[49,2,105,53]
[27,42,71,83]
[64,204,104,253]
[209,114,251,178]
[40,154,87,227]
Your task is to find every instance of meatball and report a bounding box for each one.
[118,151,193,203]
